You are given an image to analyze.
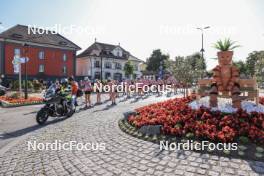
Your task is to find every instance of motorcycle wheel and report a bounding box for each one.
[36,108,49,125]
[66,104,75,117]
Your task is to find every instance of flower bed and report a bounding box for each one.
[120,96,264,160]
[128,97,264,143]
[260,97,264,105]
[0,96,43,107]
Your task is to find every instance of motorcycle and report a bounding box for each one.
[0,85,7,96]
[36,84,75,125]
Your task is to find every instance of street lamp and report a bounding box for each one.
[99,50,103,82]
[196,26,210,60]
[159,60,163,79]
[101,56,103,82]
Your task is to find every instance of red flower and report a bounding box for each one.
[127,96,264,144]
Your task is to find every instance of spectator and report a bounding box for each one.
[82,77,92,108]
[94,79,102,104]
[68,76,79,108]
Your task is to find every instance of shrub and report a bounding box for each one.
[32,80,42,91]
[9,92,21,99]
[11,80,33,90]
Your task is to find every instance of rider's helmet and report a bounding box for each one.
[61,78,68,87]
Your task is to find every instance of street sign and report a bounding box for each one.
[12,56,21,73]
[12,57,29,65]
[12,56,23,96]
[19,57,29,63]
[13,63,20,73]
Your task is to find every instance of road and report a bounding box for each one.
[0,93,111,150]
[0,93,263,175]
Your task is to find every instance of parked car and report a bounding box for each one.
[0,85,7,96]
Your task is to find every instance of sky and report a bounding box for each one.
[0,0,263,70]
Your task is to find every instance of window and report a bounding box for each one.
[14,48,21,58]
[63,53,67,61]
[134,64,138,71]
[38,51,44,60]
[62,66,67,74]
[114,73,122,80]
[105,72,111,79]
[115,48,122,57]
[94,60,100,68]
[39,64,44,73]
[105,62,112,69]
[95,72,101,79]
[115,62,122,70]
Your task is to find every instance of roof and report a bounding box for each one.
[0,24,81,50]
[77,41,130,59]
[129,54,144,62]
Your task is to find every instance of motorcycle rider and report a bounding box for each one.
[56,78,72,114]
[58,78,71,95]
[36,78,74,125]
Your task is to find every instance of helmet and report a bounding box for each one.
[61,78,68,85]
[84,77,89,81]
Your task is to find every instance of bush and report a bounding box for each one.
[11,80,33,90]
[9,92,21,99]
[33,80,42,91]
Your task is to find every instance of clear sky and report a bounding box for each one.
[0,0,263,69]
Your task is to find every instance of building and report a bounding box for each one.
[0,24,81,81]
[76,41,143,80]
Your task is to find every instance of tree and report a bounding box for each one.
[185,52,206,81]
[146,49,169,72]
[245,51,264,83]
[168,53,207,86]
[233,61,248,77]
[246,51,259,76]
[124,61,134,79]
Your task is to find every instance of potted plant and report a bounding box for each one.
[213,38,240,65]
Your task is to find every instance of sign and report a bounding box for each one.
[19,57,29,63]
[13,57,29,64]
[12,56,23,96]
[13,63,20,73]
[12,57,29,73]
[12,56,21,74]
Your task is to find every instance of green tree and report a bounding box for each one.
[169,56,192,85]
[168,53,207,86]
[233,61,248,77]
[146,49,169,72]
[185,52,206,80]
[124,61,134,79]
[245,51,264,83]
[246,51,259,76]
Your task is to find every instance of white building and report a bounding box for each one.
[76,41,143,80]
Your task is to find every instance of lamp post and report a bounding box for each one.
[100,51,103,82]
[159,60,163,79]
[100,56,103,81]
[196,26,210,60]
